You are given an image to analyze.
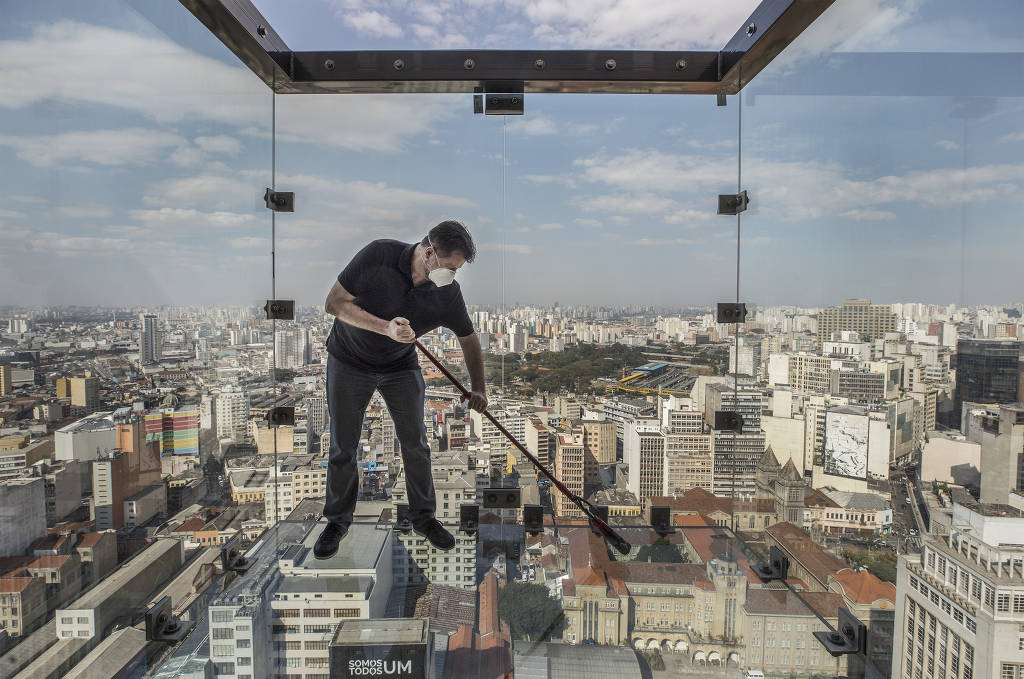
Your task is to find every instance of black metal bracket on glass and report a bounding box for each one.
[266,406,295,427]
[459,503,479,535]
[264,188,294,212]
[523,504,544,536]
[651,506,676,537]
[395,503,413,534]
[264,299,294,320]
[716,302,748,324]
[755,545,790,581]
[483,487,521,508]
[813,608,867,657]
[220,534,253,574]
[145,595,194,642]
[714,410,745,433]
[718,190,749,215]
[178,0,835,95]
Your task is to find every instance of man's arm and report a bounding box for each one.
[325,281,413,342]
[457,332,488,412]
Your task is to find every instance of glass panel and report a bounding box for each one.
[743,2,1024,679]
[251,0,762,51]
[0,1,272,676]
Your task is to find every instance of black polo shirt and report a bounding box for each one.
[326,239,475,372]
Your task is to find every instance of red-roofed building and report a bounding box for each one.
[22,553,81,613]
[829,568,896,673]
[73,530,117,587]
[765,522,847,592]
[0,575,45,637]
[444,571,511,679]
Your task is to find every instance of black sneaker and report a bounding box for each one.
[413,518,455,551]
[313,522,349,560]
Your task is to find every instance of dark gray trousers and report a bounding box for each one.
[323,352,435,526]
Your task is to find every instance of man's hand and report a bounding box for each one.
[464,389,488,413]
[385,317,415,343]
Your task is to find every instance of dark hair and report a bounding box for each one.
[423,220,476,263]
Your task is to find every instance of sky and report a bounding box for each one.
[1,0,1023,311]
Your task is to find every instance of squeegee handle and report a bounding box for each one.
[413,340,632,556]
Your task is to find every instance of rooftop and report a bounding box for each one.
[332,617,428,646]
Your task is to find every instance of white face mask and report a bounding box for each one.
[427,239,456,287]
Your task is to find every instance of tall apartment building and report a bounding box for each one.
[274,326,312,369]
[729,336,763,378]
[0,364,11,396]
[602,396,657,457]
[955,339,1024,412]
[581,418,616,466]
[68,376,100,414]
[392,451,478,589]
[215,387,250,441]
[144,397,200,456]
[525,417,557,472]
[817,299,897,345]
[664,410,714,495]
[891,502,1024,679]
[92,422,162,530]
[0,477,46,557]
[140,313,160,364]
[624,418,665,503]
[304,395,327,438]
[554,432,586,519]
[705,383,766,499]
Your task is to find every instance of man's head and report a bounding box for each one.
[421,220,475,276]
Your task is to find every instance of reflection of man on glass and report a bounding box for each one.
[314,221,488,559]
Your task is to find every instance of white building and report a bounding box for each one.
[215,387,250,441]
[54,412,117,462]
[892,502,1024,679]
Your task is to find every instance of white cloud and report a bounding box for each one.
[342,10,404,38]
[479,242,534,254]
[839,209,896,221]
[409,24,471,48]
[0,22,457,152]
[523,174,576,188]
[49,205,113,220]
[537,222,563,231]
[631,237,700,246]
[0,128,185,167]
[936,139,961,150]
[508,115,558,137]
[194,135,243,155]
[143,175,260,210]
[573,218,602,229]
[0,226,129,257]
[998,132,1024,144]
[129,208,260,232]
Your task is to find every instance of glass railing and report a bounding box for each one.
[2,0,1023,678]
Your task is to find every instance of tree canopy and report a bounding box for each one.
[497,582,564,641]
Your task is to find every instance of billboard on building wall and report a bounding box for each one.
[823,411,869,479]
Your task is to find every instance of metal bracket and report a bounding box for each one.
[717,302,748,324]
[220,535,253,574]
[483,487,521,508]
[814,608,867,657]
[264,299,295,320]
[484,93,524,115]
[264,188,294,212]
[145,595,194,642]
[717,190,749,215]
[714,411,745,433]
[267,406,295,427]
[755,545,790,581]
[395,503,413,534]
[651,506,676,537]
[459,503,479,535]
[523,504,544,536]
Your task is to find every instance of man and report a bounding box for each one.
[315,221,488,560]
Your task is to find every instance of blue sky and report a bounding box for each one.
[0,0,1023,310]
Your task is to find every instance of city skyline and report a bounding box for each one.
[2,1,1024,309]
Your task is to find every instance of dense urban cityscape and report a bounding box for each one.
[0,298,1022,679]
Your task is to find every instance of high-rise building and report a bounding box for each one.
[215,387,249,441]
[69,376,100,414]
[581,418,616,484]
[144,395,199,456]
[91,419,162,530]
[891,502,1024,679]
[554,432,585,518]
[664,409,713,495]
[140,313,160,364]
[817,299,897,345]
[624,418,664,503]
[525,417,557,472]
[274,326,312,369]
[955,338,1023,412]
[0,364,11,396]
[705,382,766,498]
[0,477,46,557]
[304,395,327,438]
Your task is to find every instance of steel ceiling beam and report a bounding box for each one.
[179,0,836,95]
